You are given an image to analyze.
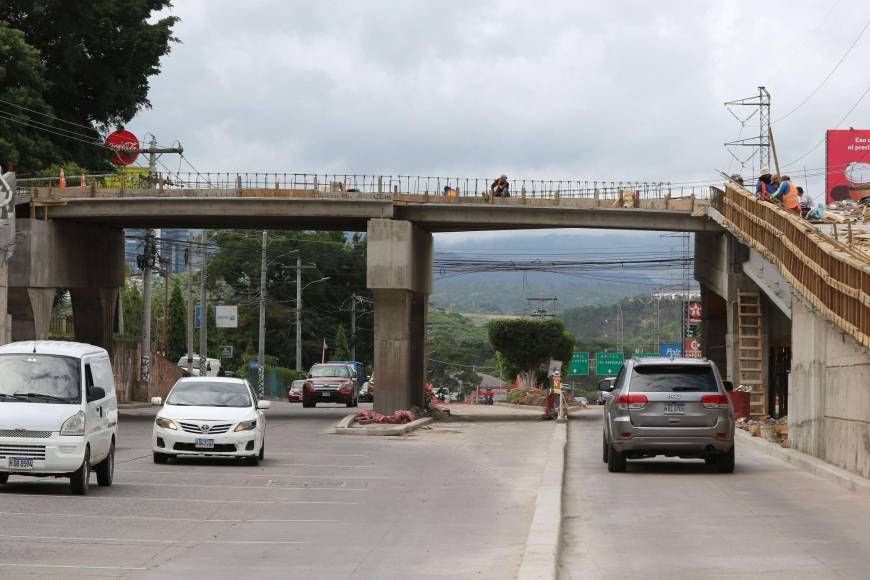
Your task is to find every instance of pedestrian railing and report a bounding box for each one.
[710,183,870,349]
[24,171,713,202]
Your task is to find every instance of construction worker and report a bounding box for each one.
[755,167,777,201]
[772,175,801,213]
[543,370,559,420]
[490,175,510,198]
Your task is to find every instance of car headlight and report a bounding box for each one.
[60,410,86,436]
[155,416,178,430]
[234,419,257,432]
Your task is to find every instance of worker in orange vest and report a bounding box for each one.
[772,175,801,213]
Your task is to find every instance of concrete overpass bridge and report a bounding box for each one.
[4,173,870,481]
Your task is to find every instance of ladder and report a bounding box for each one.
[737,291,765,418]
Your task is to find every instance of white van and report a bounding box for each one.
[0,341,118,495]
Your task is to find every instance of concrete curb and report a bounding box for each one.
[334,415,433,436]
[517,420,567,580]
[494,402,585,412]
[736,429,870,496]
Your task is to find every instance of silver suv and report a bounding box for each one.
[600,357,734,473]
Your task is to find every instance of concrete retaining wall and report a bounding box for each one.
[790,298,870,478]
[111,340,182,403]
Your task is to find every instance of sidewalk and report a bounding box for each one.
[439,403,545,422]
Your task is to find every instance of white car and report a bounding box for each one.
[0,341,118,495]
[151,377,269,466]
[177,355,221,377]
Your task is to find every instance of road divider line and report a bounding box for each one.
[0,493,356,505]
[0,512,340,523]
[117,469,386,479]
[112,482,369,491]
[121,449,371,458]
[0,563,148,571]
[517,420,567,580]
[0,534,310,545]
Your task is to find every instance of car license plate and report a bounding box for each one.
[195,438,215,449]
[664,403,685,415]
[322,391,331,397]
[8,456,34,470]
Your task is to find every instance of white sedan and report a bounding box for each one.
[151,377,269,466]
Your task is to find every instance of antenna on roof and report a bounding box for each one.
[32,341,37,354]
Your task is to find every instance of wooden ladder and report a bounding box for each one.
[737,291,765,418]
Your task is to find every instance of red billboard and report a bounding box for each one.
[826,129,870,203]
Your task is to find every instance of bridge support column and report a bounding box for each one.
[367,219,432,414]
[6,219,124,352]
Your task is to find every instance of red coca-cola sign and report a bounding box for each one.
[105,130,140,166]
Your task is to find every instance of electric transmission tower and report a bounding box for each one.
[724,86,771,178]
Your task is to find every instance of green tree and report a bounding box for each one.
[0,1,179,170]
[168,283,186,361]
[0,21,57,172]
[333,324,350,360]
[121,281,143,340]
[487,319,571,388]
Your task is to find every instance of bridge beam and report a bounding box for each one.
[367,219,433,414]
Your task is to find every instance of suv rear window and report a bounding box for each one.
[629,364,718,392]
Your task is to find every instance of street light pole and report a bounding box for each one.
[350,293,356,361]
[186,233,194,374]
[199,231,208,371]
[295,255,302,373]
[257,231,267,397]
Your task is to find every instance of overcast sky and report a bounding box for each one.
[132,0,868,212]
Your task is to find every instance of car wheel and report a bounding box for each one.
[602,435,609,463]
[95,440,115,487]
[0,473,8,484]
[153,452,169,464]
[346,396,354,408]
[70,447,90,495]
[715,446,735,473]
[302,399,315,408]
[245,453,260,466]
[704,456,716,465]
[607,443,627,473]
[259,438,265,461]
[353,395,359,407]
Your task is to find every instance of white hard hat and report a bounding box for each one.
[553,370,560,376]
[760,167,771,176]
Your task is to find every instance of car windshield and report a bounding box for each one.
[629,364,718,392]
[0,354,81,404]
[291,380,305,389]
[166,382,252,407]
[308,365,350,378]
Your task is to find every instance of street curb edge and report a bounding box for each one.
[334,416,433,436]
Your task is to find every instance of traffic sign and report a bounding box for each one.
[633,353,658,359]
[568,352,589,375]
[219,345,233,358]
[595,352,625,375]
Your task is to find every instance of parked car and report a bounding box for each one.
[288,379,304,403]
[177,355,221,377]
[577,397,589,406]
[302,363,359,408]
[0,341,118,495]
[358,379,372,403]
[600,358,735,473]
[151,377,270,466]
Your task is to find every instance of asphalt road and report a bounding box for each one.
[0,402,554,579]
[560,408,870,579]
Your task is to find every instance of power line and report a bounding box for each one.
[0,97,106,133]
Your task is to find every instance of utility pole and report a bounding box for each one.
[257,230,267,397]
[350,293,356,361]
[295,255,302,372]
[139,230,157,385]
[527,297,558,319]
[186,233,194,374]
[162,256,171,356]
[199,231,208,371]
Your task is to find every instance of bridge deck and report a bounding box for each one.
[23,187,718,232]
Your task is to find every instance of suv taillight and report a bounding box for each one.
[700,394,730,409]
[617,394,648,410]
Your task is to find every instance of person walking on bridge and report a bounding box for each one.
[490,175,510,198]
[755,167,777,201]
[772,175,801,213]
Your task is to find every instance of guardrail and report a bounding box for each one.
[22,172,713,200]
[711,183,870,349]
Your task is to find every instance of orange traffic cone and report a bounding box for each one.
[80,173,86,191]
[59,168,66,188]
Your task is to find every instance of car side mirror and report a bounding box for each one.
[723,380,734,393]
[150,396,163,406]
[257,400,271,410]
[598,380,615,391]
[87,386,106,402]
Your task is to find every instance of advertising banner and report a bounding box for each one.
[684,338,702,358]
[826,129,870,203]
[215,305,238,328]
[659,342,683,357]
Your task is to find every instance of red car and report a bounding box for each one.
[302,363,359,408]
[288,379,304,402]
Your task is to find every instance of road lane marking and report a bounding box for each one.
[0,534,310,545]
[115,457,375,468]
[117,469,385,479]
[0,564,148,571]
[0,493,356,505]
[112,482,368,491]
[122,449,370,458]
[0,512,340,523]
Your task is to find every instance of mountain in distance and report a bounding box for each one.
[430,229,692,314]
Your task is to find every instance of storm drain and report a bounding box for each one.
[266,479,348,489]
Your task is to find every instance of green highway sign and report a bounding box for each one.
[633,353,658,359]
[595,352,625,375]
[568,352,589,376]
